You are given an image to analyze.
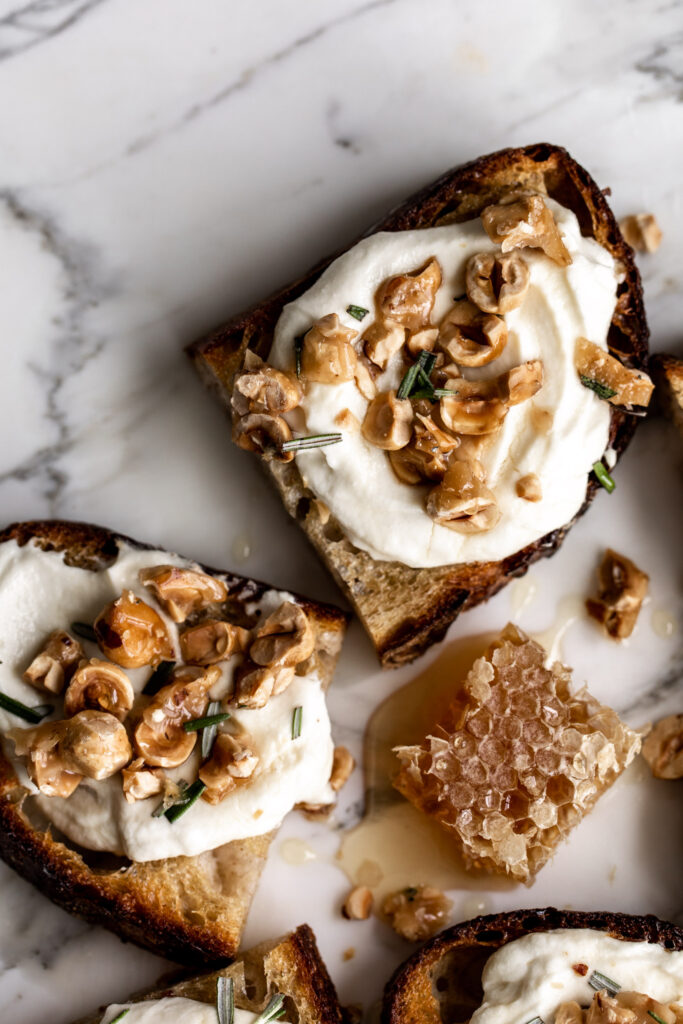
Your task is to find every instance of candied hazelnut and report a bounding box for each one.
[8,720,83,797]
[389,413,459,484]
[231,351,302,416]
[438,300,507,368]
[199,732,259,804]
[516,473,543,502]
[439,378,508,436]
[342,886,373,920]
[58,710,132,780]
[334,408,360,432]
[501,359,544,405]
[586,548,649,640]
[363,319,405,369]
[133,665,219,768]
[121,758,165,803]
[382,885,451,941]
[250,601,314,668]
[377,258,442,332]
[575,337,654,408]
[94,591,172,669]
[619,212,662,254]
[556,1002,585,1024]
[481,192,572,266]
[354,355,378,400]
[406,326,439,358]
[466,251,530,314]
[301,314,358,383]
[361,390,413,450]
[426,460,500,533]
[23,630,84,695]
[330,745,355,792]
[64,658,134,721]
[139,565,228,623]
[231,660,295,709]
[641,714,683,780]
[180,619,250,665]
[232,412,294,463]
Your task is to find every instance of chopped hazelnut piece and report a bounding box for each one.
[575,337,654,408]
[250,601,315,669]
[641,714,683,780]
[330,745,355,792]
[516,472,542,502]
[439,378,508,436]
[342,886,373,921]
[382,885,451,942]
[301,314,358,383]
[23,630,84,695]
[180,619,249,665]
[334,408,360,433]
[134,665,219,768]
[121,758,165,803]
[57,710,132,781]
[200,732,259,804]
[438,300,507,368]
[389,413,459,484]
[8,720,83,797]
[426,460,500,533]
[64,658,134,721]
[354,355,378,401]
[466,251,530,314]
[94,591,173,669]
[232,660,295,709]
[500,359,544,405]
[586,548,649,640]
[232,412,294,463]
[481,191,572,266]
[139,565,228,623]
[361,390,413,450]
[406,326,439,358]
[232,352,302,416]
[377,258,442,332]
[363,319,405,369]
[620,212,662,253]
[556,1002,585,1024]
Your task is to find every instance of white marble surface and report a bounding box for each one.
[0,1,682,1021]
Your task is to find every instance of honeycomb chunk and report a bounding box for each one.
[393,624,642,883]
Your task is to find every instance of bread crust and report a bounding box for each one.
[382,907,683,1024]
[75,925,344,1024]
[0,519,347,964]
[188,143,649,667]
[650,352,683,440]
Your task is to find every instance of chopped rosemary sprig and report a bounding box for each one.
[142,660,176,696]
[217,975,235,1024]
[107,1011,130,1024]
[0,691,53,724]
[164,779,207,823]
[397,351,437,400]
[588,970,621,996]
[580,375,617,401]
[592,460,616,493]
[71,621,97,642]
[294,334,304,378]
[252,993,286,1024]
[200,700,223,760]
[184,711,231,733]
[346,304,369,321]
[524,1018,544,1024]
[281,433,342,453]
[291,706,303,740]
[648,1012,668,1024]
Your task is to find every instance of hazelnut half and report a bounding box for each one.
[377,258,442,332]
[361,390,413,450]
[425,460,500,533]
[58,710,132,780]
[139,565,228,623]
[438,300,507,368]
[23,630,84,695]
[466,251,530,314]
[199,732,259,804]
[180,619,250,665]
[63,658,134,721]
[250,601,315,669]
[481,192,572,267]
[301,314,358,384]
[232,351,302,416]
[94,591,173,669]
[232,412,294,463]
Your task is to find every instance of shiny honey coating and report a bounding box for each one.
[394,624,642,883]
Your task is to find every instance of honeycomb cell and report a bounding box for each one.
[393,624,642,883]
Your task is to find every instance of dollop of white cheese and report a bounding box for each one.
[470,929,683,1024]
[0,539,335,862]
[101,997,282,1024]
[269,199,617,568]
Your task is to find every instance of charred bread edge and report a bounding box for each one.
[188,143,649,668]
[75,925,344,1024]
[0,519,348,964]
[382,907,683,1024]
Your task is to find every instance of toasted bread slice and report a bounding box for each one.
[75,925,343,1024]
[189,143,649,668]
[651,353,683,440]
[383,907,683,1024]
[0,520,347,964]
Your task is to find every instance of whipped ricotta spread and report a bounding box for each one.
[470,929,683,1024]
[0,538,335,861]
[101,997,279,1024]
[269,199,618,568]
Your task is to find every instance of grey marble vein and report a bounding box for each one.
[0,0,108,62]
[634,34,683,101]
[0,190,111,511]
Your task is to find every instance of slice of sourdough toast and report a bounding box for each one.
[0,520,347,964]
[651,352,683,440]
[188,143,649,668]
[382,907,683,1024]
[76,925,343,1024]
